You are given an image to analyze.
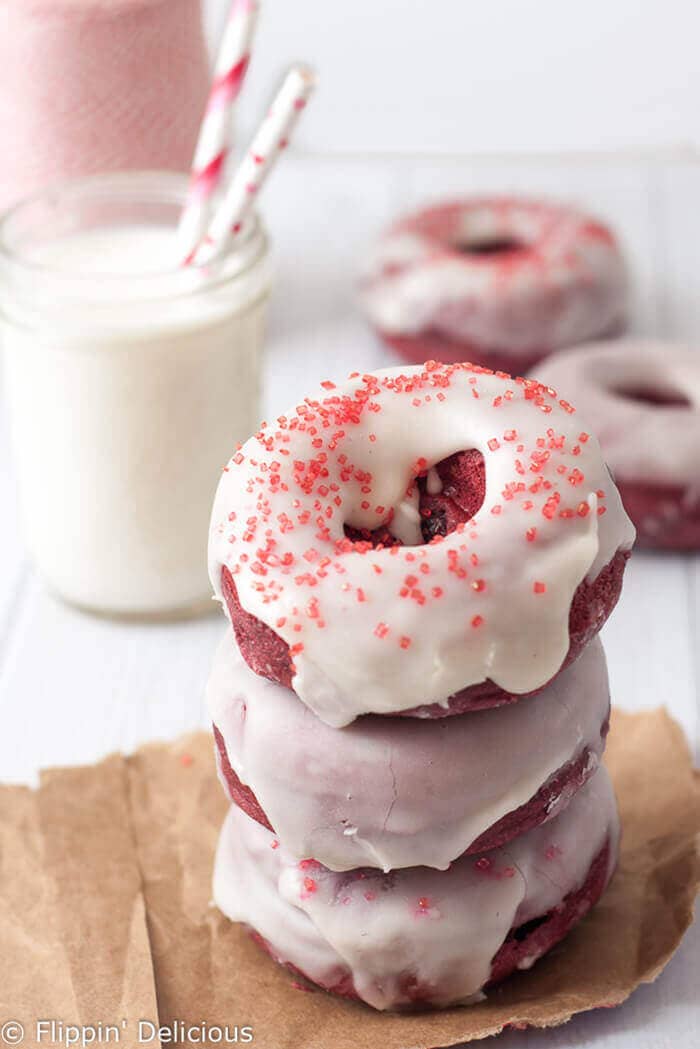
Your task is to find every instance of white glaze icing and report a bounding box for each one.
[213,767,619,1011]
[209,364,635,726]
[358,200,627,354]
[533,339,700,488]
[209,630,610,872]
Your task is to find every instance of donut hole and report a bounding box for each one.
[452,234,526,257]
[509,913,549,943]
[343,449,486,549]
[614,383,690,409]
[342,523,401,549]
[419,449,486,541]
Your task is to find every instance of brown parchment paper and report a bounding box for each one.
[0,758,158,1048]
[1,709,698,1049]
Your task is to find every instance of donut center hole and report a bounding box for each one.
[343,449,486,549]
[453,235,526,257]
[614,384,690,409]
[509,913,549,943]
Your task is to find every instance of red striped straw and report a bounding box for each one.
[177,0,260,263]
[192,64,316,266]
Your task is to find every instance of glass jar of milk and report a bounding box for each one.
[0,171,272,618]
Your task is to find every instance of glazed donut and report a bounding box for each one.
[209,631,610,872]
[534,339,700,549]
[209,363,635,726]
[213,767,619,1011]
[358,198,628,375]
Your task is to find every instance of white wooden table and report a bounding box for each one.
[0,154,698,1047]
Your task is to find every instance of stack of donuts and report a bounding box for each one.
[208,361,636,1011]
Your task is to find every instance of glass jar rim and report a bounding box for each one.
[0,170,268,302]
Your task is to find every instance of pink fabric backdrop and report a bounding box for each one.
[0,0,210,212]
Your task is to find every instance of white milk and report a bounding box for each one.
[1,174,272,617]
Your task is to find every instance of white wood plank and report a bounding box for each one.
[0,574,222,786]
[0,373,29,640]
[601,553,697,748]
[655,159,700,754]
[260,154,408,414]
[653,160,700,342]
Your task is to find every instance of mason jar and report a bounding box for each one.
[0,171,272,618]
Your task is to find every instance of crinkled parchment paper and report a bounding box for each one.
[1,709,698,1048]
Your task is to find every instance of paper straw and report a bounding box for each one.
[177,0,260,263]
[192,63,316,266]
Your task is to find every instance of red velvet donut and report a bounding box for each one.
[209,630,611,873]
[534,339,700,549]
[213,769,619,1011]
[214,722,607,857]
[359,198,628,374]
[209,364,635,725]
[220,448,628,716]
[249,838,613,1004]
